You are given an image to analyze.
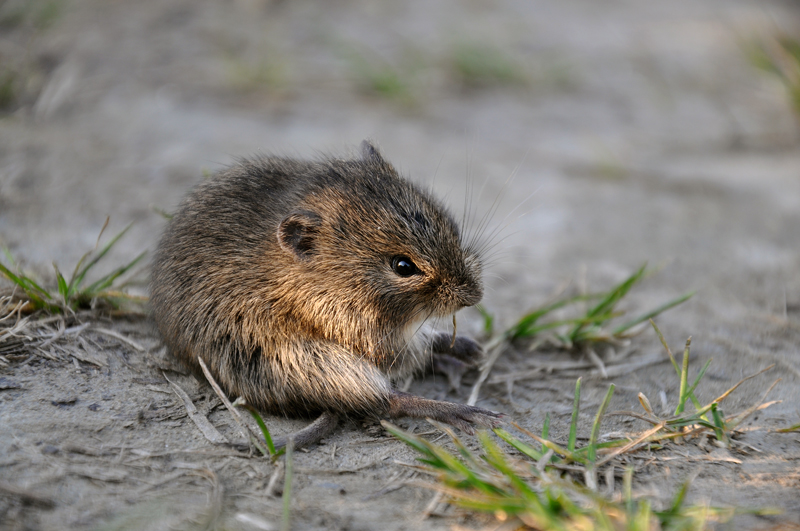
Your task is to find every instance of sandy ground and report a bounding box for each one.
[1,0,800,529]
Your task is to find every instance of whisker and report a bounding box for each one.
[431,150,446,189]
[476,189,541,252]
[461,138,477,241]
[465,147,531,253]
[474,223,531,258]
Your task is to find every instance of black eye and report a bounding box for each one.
[391,256,418,277]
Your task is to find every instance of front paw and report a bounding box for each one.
[433,333,483,365]
[432,354,469,391]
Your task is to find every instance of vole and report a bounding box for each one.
[150,141,501,448]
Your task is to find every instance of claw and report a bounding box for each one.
[432,354,470,391]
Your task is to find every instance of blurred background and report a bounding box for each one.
[3,2,800,528]
[0,0,799,323]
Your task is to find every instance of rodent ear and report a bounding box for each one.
[277,210,322,261]
[360,140,386,165]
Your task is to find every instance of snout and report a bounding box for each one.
[437,278,483,315]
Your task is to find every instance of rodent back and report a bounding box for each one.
[150,157,313,365]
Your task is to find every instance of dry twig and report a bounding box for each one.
[164,373,228,445]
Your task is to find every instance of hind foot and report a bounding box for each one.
[387,390,502,435]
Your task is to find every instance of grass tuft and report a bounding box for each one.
[385,419,749,530]
[387,321,780,528]
[0,219,147,313]
[470,264,693,404]
[502,264,694,348]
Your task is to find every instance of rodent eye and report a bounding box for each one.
[391,256,418,277]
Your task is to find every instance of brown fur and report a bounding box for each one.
[150,141,501,445]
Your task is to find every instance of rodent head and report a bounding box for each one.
[275,142,482,348]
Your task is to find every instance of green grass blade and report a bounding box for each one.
[638,392,654,416]
[67,216,111,294]
[587,384,615,463]
[434,422,485,470]
[651,319,679,373]
[383,421,436,458]
[539,414,554,463]
[0,261,50,298]
[670,478,690,514]
[633,499,654,529]
[675,337,692,415]
[541,413,550,448]
[475,304,494,337]
[0,261,52,306]
[494,428,544,461]
[477,434,559,524]
[623,466,633,514]
[66,250,93,298]
[568,378,581,452]
[686,390,705,416]
[20,277,51,299]
[151,205,174,220]
[654,479,693,528]
[585,267,647,318]
[652,320,710,422]
[71,222,134,290]
[383,422,501,494]
[515,429,590,466]
[568,264,647,341]
[710,403,729,446]
[507,293,602,340]
[479,432,540,502]
[83,251,147,296]
[683,358,712,406]
[53,263,68,300]
[239,404,278,456]
[2,247,17,267]
[519,313,623,340]
[611,291,694,335]
[0,260,26,290]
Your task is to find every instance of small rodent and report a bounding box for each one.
[150,141,501,448]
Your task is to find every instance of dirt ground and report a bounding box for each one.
[2,0,800,529]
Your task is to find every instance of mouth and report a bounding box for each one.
[453,287,483,310]
[431,281,482,316]
[432,300,471,319]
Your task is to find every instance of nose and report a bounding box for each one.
[453,280,483,308]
